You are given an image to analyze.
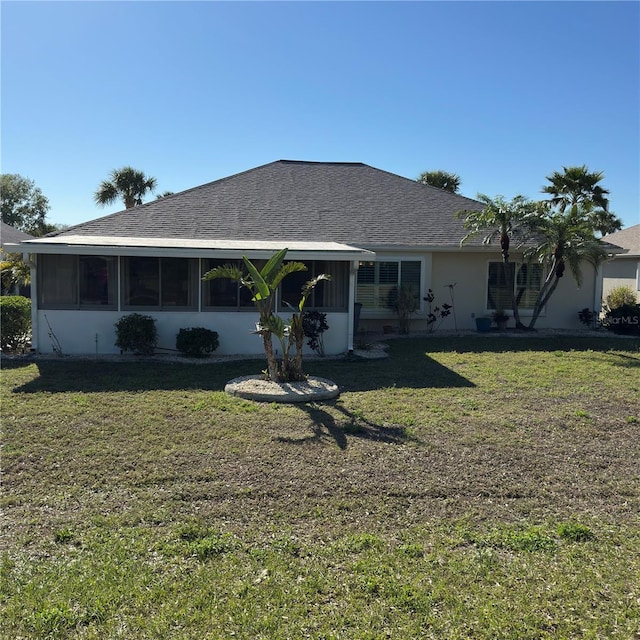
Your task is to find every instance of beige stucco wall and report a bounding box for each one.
[429,251,598,331]
[356,250,600,334]
[602,258,640,304]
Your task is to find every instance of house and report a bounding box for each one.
[6,160,606,356]
[1,222,34,296]
[601,224,640,305]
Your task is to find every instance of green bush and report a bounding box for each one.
[114,313,158,355]
[176,327,219,357]
[602,303,640,335]
[0,295,31,351]
[606,285,638,309]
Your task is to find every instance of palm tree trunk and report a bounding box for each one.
[503,258,525,329]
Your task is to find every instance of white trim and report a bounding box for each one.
[9,237,373,261]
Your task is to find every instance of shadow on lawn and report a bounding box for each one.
[7,359,263,394]
[390,334,640,355]
[276,402,416,450]
[8,347,476,394]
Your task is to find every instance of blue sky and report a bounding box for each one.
[2,1,639,230]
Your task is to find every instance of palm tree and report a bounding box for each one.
[542,165,609,212]
[417,170,461,193]
[541,164,623,236]
[203,248,309,382]
[457,194,540,328]
[94,167,157,209]
[524,205,609,329]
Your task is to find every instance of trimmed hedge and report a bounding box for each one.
[176,327,219,357]
[0,295,31,351]
[114,313,158,355]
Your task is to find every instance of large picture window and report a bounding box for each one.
[38,255,117,309]
[123,257,197,309]
[356,260,421,311]
[487,261,542,310]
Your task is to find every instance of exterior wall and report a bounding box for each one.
[428,252,598,331]
[34,310,350,356]
[602,258,640,304]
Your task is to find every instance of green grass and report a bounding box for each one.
[2,335,640,639]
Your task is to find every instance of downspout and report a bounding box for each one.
[27,252,38,352]
[347,260,358,352]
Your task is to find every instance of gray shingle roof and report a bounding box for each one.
[602,224,640,256]
[54,160,485,249]
[1,222,35,246]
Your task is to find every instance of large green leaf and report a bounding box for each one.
[242,257,270,300]
[259,248,289,285]
[202,264,244,282]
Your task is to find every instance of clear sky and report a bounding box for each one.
[2,0,639,230]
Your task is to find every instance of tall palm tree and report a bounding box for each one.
[458,194,540,328]
[542,165,609,211]
[94,167,157,209]
[417,170,461,193]
[524,205,609,329]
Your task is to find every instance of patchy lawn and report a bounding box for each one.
[2,336,639,639]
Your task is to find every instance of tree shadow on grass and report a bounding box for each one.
[8,350,475,395]
[275,401,417,450]
[7,359,264,394]
[306,352,475,393]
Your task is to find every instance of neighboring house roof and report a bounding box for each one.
[24,161,486,251]
[602,224,640,258]
[1,222,34,246]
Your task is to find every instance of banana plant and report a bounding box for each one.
[283,273,331,380]
[203,248,307,381]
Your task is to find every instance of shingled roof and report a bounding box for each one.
[602,224,640,257]
[1,222,34,246]
[48,160,485,250]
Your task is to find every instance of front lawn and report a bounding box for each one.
[2,336,639,639]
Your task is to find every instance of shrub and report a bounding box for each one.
[577,307,598,328]
[0,295,31,351]
[176,327,219,357]
[606,285,638,309]
[303,310,329,356]
[601,303,640,335]
[114,313,157,355]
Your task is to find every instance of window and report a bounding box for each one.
[79,256,117,306]
[38,254,117,309]
[356,260,421,311]
[202,259,256,310]
[123,257,197,309]
[487,261,542,311]
[278,261,348,311]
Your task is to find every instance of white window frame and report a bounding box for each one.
[356,256,424,315]
[485,260,544,315]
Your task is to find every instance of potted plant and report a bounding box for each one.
[475,316,492,332]
[492,308,509,331]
